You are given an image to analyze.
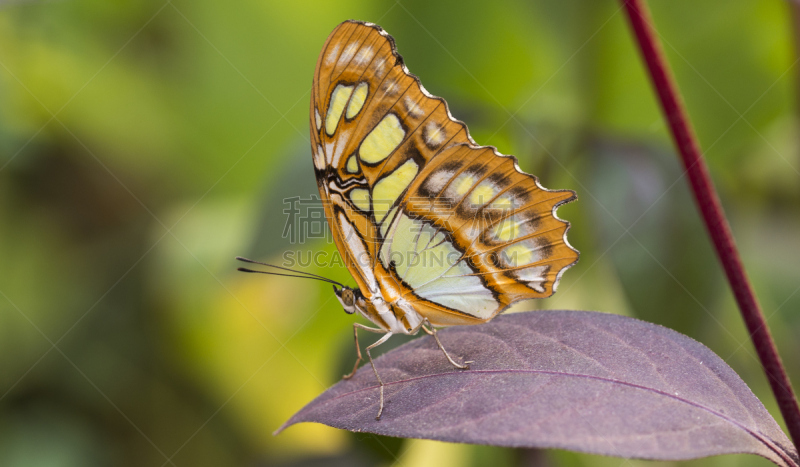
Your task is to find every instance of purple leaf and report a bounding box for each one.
[277,310,799,466]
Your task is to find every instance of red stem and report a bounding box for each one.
[621,0,800,450]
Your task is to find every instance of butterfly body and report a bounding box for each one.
[307,20,578,418]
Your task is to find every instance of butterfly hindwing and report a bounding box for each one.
[311,20,578,326]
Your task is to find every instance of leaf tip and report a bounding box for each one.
[273,419,295,436]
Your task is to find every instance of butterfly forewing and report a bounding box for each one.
[311,20,578,326]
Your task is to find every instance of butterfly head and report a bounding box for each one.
[333,284,363,315]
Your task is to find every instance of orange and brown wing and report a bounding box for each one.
[310,20,578,325]
[387,143,578,325]
[310,20,470,296]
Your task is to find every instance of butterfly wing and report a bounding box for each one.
[311,20,578,326]
[311,20,471,295]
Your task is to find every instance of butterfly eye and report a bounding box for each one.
[333,285,357,314]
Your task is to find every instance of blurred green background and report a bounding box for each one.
[1,0,799,466]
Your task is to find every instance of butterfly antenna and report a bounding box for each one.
[235,257,344,287]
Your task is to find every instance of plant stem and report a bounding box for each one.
[621,0,800,450]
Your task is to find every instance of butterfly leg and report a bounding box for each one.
[421,318,471,370]
[343,323,386,380]
[365,331,393,420]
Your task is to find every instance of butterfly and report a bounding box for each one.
[240,20,578,420]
